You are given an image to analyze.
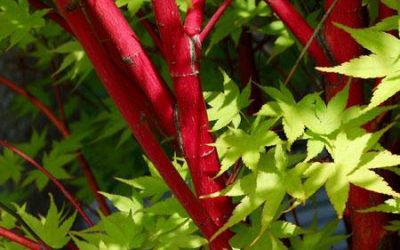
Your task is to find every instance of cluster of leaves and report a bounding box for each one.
[0,157,207,250]
[201,69,400,248]
[1,0,400,249]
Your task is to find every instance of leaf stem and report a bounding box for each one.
[200,0,232,42]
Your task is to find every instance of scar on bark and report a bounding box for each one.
[122,56,134,65]
[65,0,79,12]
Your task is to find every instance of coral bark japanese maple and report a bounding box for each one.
[265,0,391,249]
[3,0,400,249]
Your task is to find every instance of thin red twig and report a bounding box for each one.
[0,141,94,227]
[136,10,163,53]
[0,76,68,137]
[0,227,44,250]
[0,76,111,215]
[265,0,330,66]
[200,0,232,42]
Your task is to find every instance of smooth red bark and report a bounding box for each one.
[52,2,231,247]
[80,0,176,138]
[0,227,44,250]
[152,0,233,234]
[323,0,364,104]
[265,0,331,66]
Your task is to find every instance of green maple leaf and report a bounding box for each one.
[231,214,303,250]
[16,195,76,249]
[53,41,92,84]
[206,70,251,130]
[361,198,400,214]
[116,0,146,16]
[0,130,46,184]
[290,221,348,250]
[0,0,47,48]
[317,24,400,109]
[215,119,281,173]
[303,131,400,217]
[207,147,305,242]
[23,134,85,190]
[72,212,145,250]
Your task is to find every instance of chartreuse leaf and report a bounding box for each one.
[317,23,400,108]
[205,70,251,130]
[0,0,47,48]
[361,198,400,213]
[305,140,325,161]
[16,194,76,249]
[53,41,92,84]
[231,209,303,250]
[290,220,348,250]
[72,212,145,250]
[382,0,400,11]
[304,130,400,217]
[116,0,145,15]
[215,119,280,174]
[210,147,305,243]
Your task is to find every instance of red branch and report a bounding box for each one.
[0,76,111,216]
[52,2,230,247]
[200,0,232,42]
[136,10,163,52]
[265,0,330,66]
[184,0,205,36]
[0,227,44,250]
[27,0,73,34]
[152,0,234,241]
[0,141,93,227]
[323,0,364,105]
[81,0,176,138]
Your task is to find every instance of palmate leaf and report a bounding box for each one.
[231,216,303,250]
[16,195,76,249]
[215,119,281,173]
[210,148,304,242]
[317,24,400,109]
[304,131,400,217]
[260,84,349,144]
[0,0,47,48]
[290,220,348,250]
[23,135,84,190]
[72,212,145,250]
[205,70,251,130]
[53,41,92,84]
